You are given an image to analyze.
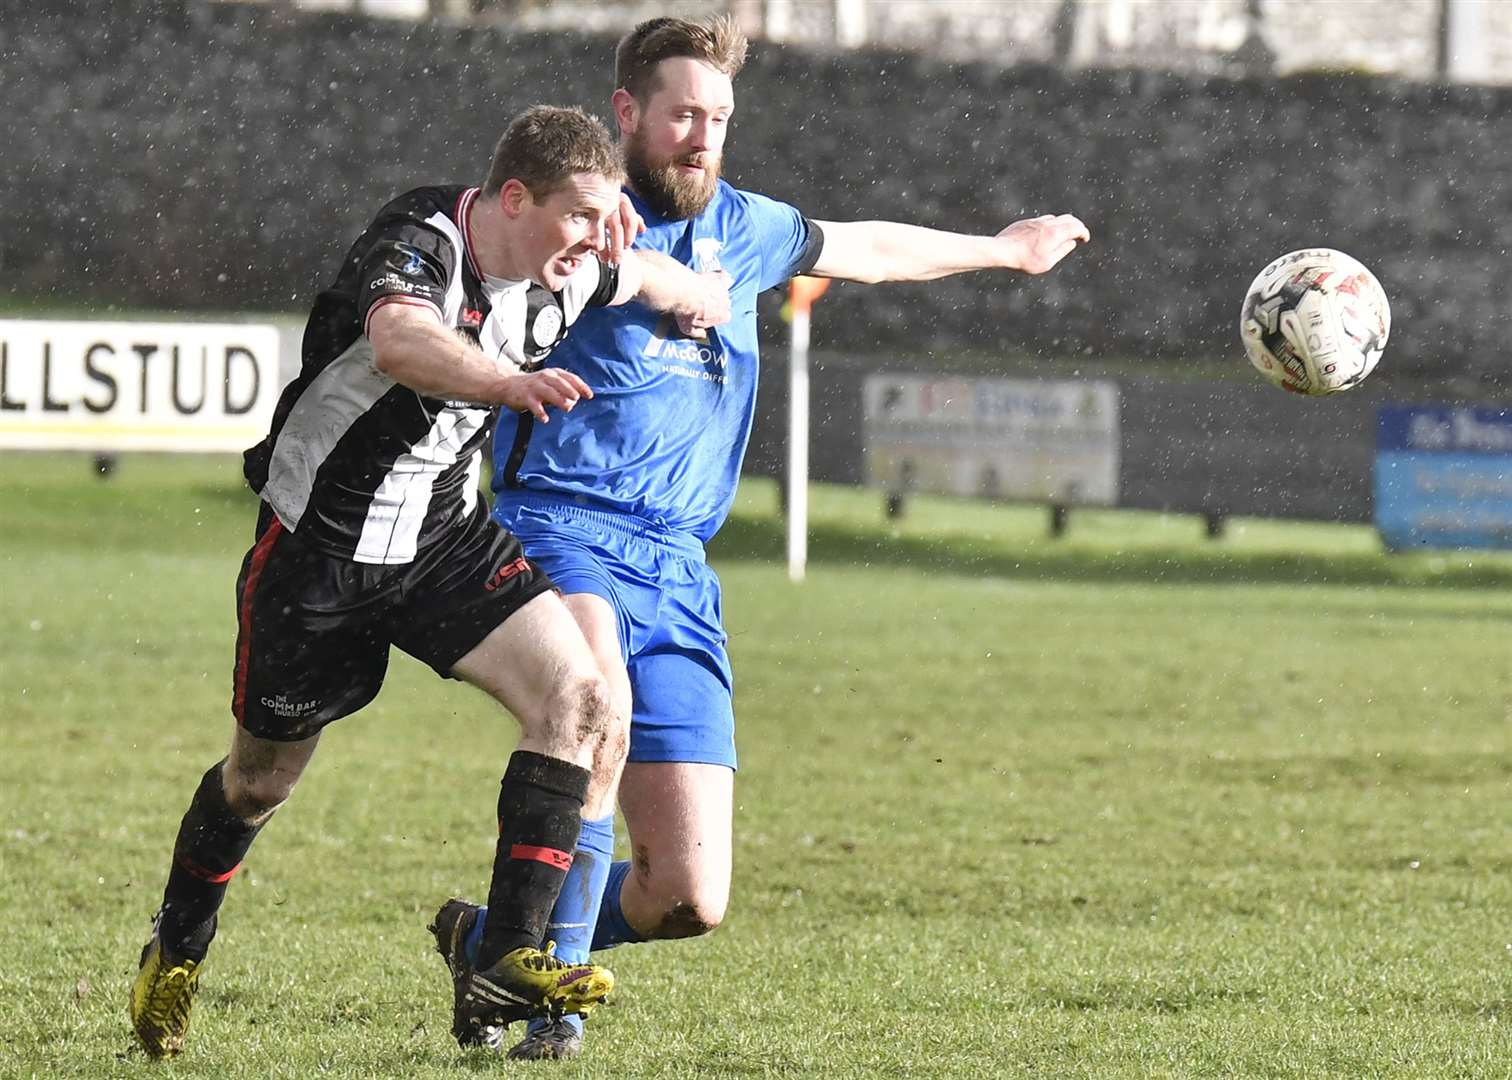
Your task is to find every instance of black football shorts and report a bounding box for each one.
[230,502,556,741]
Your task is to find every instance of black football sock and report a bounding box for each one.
[477,750,589,967]
[155,759,267,961]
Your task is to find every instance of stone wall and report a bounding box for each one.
[281,0,1512,85]
[4,0,1510,387]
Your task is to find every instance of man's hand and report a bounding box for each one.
[498,368,594,423]
[673,269,733,336]
[997,214,1090,275]
[604,193,645,265]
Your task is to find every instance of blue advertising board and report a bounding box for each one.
[1375,405,1512,550]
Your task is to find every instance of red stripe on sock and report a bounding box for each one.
[233,516,284,725]
[509,844,573,871]
[178,855,243,885]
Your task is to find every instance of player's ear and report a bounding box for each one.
[610,88,639,137]
[498,178,531,218]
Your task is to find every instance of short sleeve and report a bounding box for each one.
[355,220,454,337]
[735,190,823,292]
[557,254,619,325]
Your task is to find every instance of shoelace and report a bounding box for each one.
[521,942,578,973]
[143,965,198,1026]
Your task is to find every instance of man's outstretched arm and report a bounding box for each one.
[809,213,1090,283]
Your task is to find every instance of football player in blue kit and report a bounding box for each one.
[431,17,1090,1060]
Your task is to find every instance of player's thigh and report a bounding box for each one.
[388,506,557,684]
[386,507,611,753]
[563,591,632,723]
[233,514,391,741]
[560,591,635,814]
[494,510,637,721]
[618,761,734,904]
[449,590,613,760]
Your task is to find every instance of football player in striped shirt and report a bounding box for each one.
[128,105,732,1059]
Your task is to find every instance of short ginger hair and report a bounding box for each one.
[614,14,749,101]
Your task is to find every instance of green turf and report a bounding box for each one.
[4,452,1512,1077]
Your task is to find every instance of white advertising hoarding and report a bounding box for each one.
[0,320,282,452]
[863,375,1120,505]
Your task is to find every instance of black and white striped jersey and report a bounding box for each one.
[243,186,617,565]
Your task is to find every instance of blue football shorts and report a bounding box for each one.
[492,493,736,769]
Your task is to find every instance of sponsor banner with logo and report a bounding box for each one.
[1375,404,1512,550]
[863,375,1120,505]
[0,320,281,452]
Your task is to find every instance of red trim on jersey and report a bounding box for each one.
[233,516,284,725]
[363,294,444,339]
[177,855,243,885]
[509,844,574,871]
[457,186,483,280]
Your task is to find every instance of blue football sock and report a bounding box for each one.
[545,812,616,963]
[590,859,645,951]
[526,812,615,1040]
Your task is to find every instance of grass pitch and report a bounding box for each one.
[4,452,1512,1078]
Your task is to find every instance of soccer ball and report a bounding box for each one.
[1239,248,1390,395]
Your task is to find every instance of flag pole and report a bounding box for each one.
[786,275,830,582]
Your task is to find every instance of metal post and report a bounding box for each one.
[784,276,829,583]
[786,303,810,582]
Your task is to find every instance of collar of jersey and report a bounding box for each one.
[456,187,487,281]
[481,271,528,295]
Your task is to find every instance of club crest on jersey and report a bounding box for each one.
[692,238,724,273]
[400,251,424,275]
[531,305,564,348]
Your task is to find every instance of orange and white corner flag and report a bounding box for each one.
[783,275,831,321]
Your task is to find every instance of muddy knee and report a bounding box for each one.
[221,764,293,821]
[554,673,616,750]
[651,898,726,939]
[594,713,629,772]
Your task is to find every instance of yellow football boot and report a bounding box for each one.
[129,934,203,1059]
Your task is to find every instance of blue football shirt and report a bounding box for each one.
[491,180,820,542]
